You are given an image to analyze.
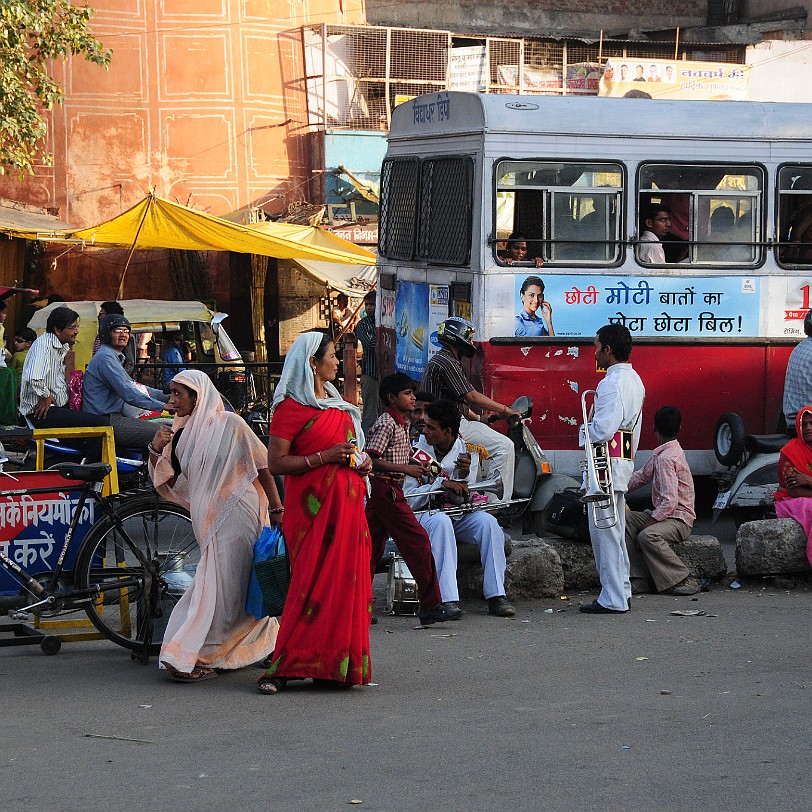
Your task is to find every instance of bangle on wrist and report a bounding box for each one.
[148,443,159,455]
[304,455,313,470]
[270,507,284,515]
[317,451,324,466]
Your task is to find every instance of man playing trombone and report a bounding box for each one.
[404,398,515,618]
[579,324,645,614]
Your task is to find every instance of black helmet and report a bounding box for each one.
[437,316,476,358]
[100,313,131,344]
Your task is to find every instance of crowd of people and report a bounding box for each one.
[6,293,812,693]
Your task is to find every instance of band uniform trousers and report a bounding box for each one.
[418,509,506,602]
[366,477,442,609]
[625,509,691,592]
[460,418,515,501]
[588,490,631,611]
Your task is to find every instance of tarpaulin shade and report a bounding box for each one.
[4,194,377,266]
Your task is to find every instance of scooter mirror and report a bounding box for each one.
[510,396,532,418]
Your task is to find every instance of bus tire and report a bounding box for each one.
[714,412,746,467]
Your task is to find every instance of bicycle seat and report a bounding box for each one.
[53,463,113,482]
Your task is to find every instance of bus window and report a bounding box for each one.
[379,155,473,266]
[638,164,762,267]
[777,165,812,265]
[494,160,623,266]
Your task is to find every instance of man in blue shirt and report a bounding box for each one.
[514,275,555,337]
[83,315,169,449]
[160,331,186,389]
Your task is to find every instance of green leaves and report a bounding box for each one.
[0,0,111,175]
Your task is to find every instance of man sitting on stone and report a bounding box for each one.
[625,405,700,596]
[404,398,515,618]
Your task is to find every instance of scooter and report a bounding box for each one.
[485,395,581,534]
[712,412,789,526]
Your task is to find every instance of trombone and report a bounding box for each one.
[580,389,618,529]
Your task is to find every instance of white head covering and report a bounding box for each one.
[273,331,364,446]
[150,369,269,548]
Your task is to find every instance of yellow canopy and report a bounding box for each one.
[6,193,376,266]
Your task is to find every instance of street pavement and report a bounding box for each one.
[2,571,810,812]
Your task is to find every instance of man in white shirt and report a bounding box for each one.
[20,306,107,460]
[404,398,515,618]
[579,323,646,614]
[637,205,671,264]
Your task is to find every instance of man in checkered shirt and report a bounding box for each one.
[783,309,812,435]
[624,406,699,596]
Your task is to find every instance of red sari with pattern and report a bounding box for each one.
[263,398,372,684]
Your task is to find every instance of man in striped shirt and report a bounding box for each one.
[20,306,107,461]
[624,406,699,596]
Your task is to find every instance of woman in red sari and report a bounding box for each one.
[259,332,373,694]
[774,405,812,567]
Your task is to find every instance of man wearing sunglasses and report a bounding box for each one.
[83,314,169,449]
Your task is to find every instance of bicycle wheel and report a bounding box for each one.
[74,494,196,653]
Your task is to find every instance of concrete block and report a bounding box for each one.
[736,519,811,576]
[545,538,600,591]
[673,534,727,581]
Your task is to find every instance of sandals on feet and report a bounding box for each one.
[168,667,218,683]
[257,677,286,695]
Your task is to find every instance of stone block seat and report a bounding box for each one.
[736,519,811,577]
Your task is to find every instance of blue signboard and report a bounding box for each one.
[513,274,760,338]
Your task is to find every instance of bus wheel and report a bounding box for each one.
[714,412,746,467]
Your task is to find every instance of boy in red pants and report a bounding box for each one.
[365,372,463,625]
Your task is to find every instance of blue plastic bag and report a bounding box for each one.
[245,525,287,620]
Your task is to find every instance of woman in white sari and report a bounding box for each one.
[149,369,280,682]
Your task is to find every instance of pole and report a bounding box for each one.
[116,192,154,299]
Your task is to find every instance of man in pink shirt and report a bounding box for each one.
[625,406,700,596]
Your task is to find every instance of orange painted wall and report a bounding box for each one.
[0,0,365,311]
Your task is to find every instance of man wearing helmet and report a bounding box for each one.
[83,314,169,449]
[420,316,519,500]
[783,309,812,436]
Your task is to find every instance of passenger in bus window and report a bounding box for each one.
[787,178,812,263]
[702,206,751,263]
[633,65,646,82]
[500,232,544,268]
[515,275,555,337]
[637,205,671,264]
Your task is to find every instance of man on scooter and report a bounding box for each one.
[421,317,518,500]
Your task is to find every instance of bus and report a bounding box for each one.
[375,90,812,477]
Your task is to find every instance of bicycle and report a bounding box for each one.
[0,462,196,661]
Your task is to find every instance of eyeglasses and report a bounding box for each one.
[111,327,131,335]
[13,337,27,343]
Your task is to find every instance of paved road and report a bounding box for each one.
[3,575,810,812]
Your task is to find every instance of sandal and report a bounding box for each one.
[168,667,218,683]
[257,677,286,695]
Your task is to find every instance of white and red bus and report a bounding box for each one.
[375,91,812,477]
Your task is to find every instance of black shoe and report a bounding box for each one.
[419,602,464,625]
[445,601,464,619]
[487,596,516,617]
[370,615,379,625]
[579,600,627,614]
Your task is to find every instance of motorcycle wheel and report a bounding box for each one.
[714,412,746,466]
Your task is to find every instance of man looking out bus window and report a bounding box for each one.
[638,205,671,264]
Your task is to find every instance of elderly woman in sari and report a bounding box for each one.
[258,332,373,694]
[149,369,281,683]
[774,405,812,567]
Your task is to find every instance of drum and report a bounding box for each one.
[385,554,419,615]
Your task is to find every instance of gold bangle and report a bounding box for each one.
[304,455,313,470]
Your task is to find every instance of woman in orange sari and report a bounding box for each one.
[774,405,812,567]
[259,332,373,694]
